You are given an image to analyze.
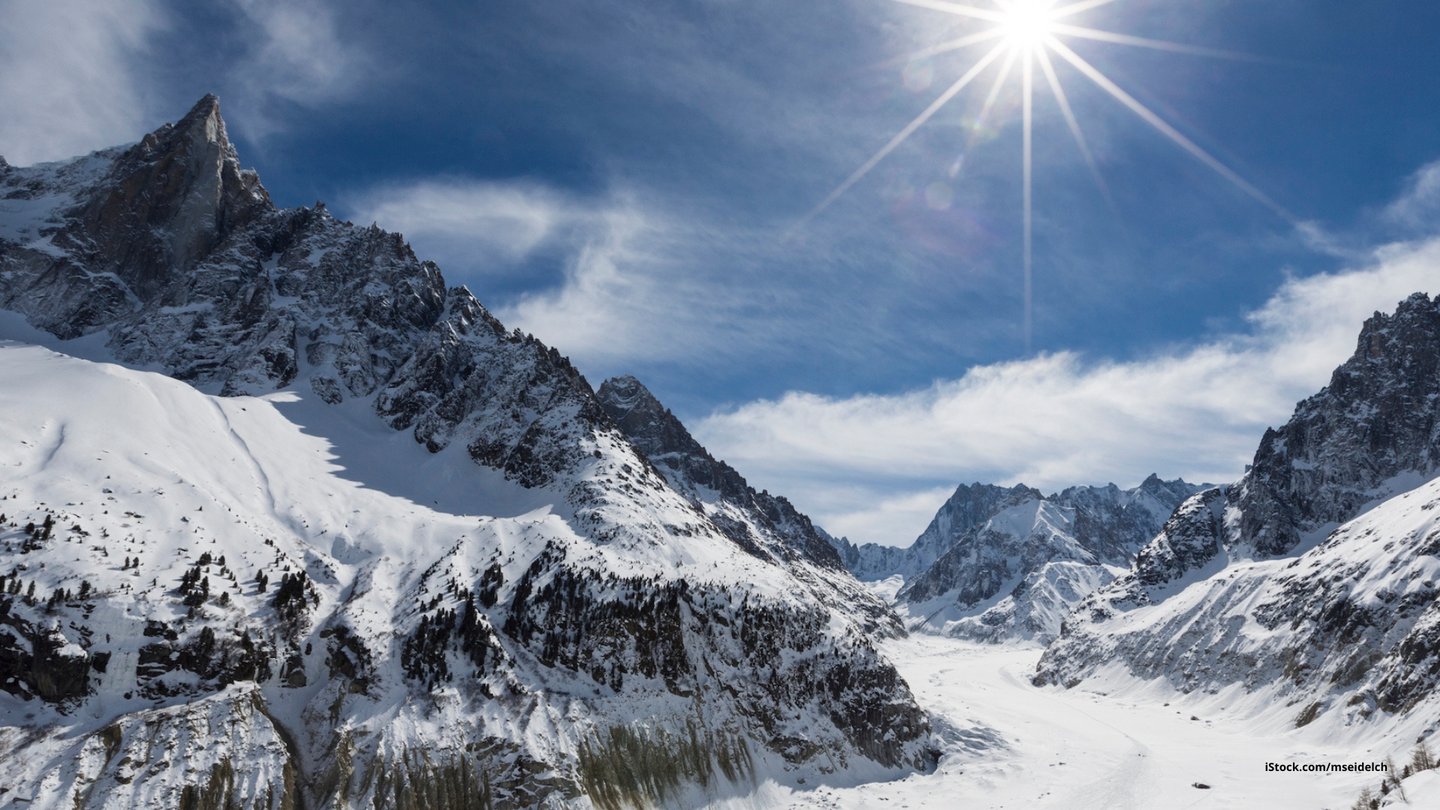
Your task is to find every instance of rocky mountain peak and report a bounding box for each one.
[595,374,856,574]
[595,374,656,410]
[595,375,696,463]
[0,97,939,803]
[74,94,271,304]
[1037,296,1440,728]
[935,482,1043,530]
[1237,291,1440,557]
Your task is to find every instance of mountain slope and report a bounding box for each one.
[1036,294,1440,736]
[0,97,936,808]
[595,375,900,635]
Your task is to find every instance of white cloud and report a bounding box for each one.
[1383,160,1440,232]
[815,486,958,548]
[225,0,371,137]
[347,177,808,368]
[492,197,777,366]
[694,237,1440,546]
[0,0,164,165]
[494,207,665,363]
[348,180,591,267]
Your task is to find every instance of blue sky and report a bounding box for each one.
[4,0,1440,545]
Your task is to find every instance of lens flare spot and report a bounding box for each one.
[904,61,935,92]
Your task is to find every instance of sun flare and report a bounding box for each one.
[813,0,1289,354]
[998,0,1057,50]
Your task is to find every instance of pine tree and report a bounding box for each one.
[1385,756,1406,802]
[1413,742,1436,772]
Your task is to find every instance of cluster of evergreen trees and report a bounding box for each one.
[178,563,210,607]
[402,591,500,688]
[272,570,315,625]
[0,569,92,614]
[18,513,54,553]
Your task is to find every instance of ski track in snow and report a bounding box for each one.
[37,419,66,472]
[205,396,286,532]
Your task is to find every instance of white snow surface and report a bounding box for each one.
[0,341,926,806]
[2,339,1433,809]
[729,634,1428,809]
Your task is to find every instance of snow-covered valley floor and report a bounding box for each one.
[730,635,1401,810]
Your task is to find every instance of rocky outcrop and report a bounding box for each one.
[0,614,93,703]
[1236,292,1440,558]
[1052,294,1440,619]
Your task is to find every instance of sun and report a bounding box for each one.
[809,0,1290,353]
[998,0,1057,50]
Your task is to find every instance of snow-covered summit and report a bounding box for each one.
[829,477,1198,642]
[0,97,937,808]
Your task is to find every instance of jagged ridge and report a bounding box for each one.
[0,97,938,808]
[1036,294,1440,735]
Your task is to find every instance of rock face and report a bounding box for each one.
[0,97,937,808]
[834,483,1036,582]
[1037,294,1440,730]
[1237,292,1440,557]
[829,477,1197,643]
[596,375,901,635]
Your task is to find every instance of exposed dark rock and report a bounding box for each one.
[1036,294,1440,726]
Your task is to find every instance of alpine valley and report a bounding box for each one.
[1,97,1438,810]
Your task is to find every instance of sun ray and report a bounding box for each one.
[891,0,1007,24]
[1035,47,1110,200]
[874,28,1005,71]
[1050,0,1118,20]
[964,46,1020,158]
[807,42,1009,221]
[1022,47,1034,353]
[1046,36,1293,221]
[1050,23,1269,61]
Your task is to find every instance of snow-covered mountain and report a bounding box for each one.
[595,375,901,635]
[832,477,1198,642]
[834,483,1032,582]
[1037,293,1440,736]
[0,96,936,808]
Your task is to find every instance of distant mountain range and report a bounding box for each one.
[831,476,1200,642]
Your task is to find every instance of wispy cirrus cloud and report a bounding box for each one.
[221,0,375,139]
[1383,160,1440,233]
[0,0,165,166]
[694,236,1440,545]
[342,175,934,374]
[348,180,598,268]
[345,178,773,366]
